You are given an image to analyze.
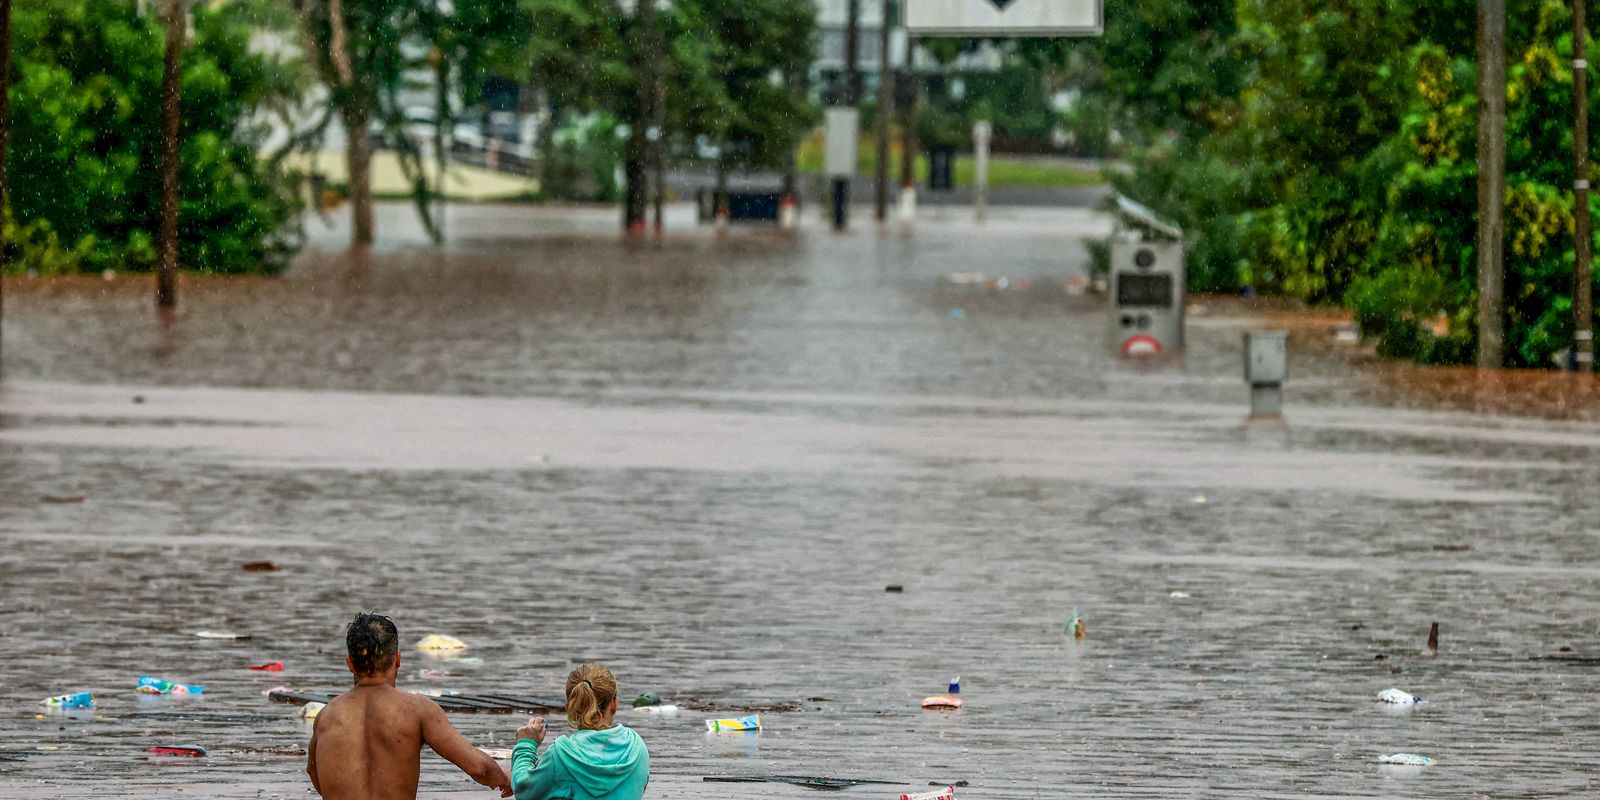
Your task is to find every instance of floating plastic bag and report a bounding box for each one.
[416,635,468,651]
[902,788,956,800]
[1378,753,1434,766]
[248,662,285,672]
[42,693,95,709]
[299,702,326,720]
[705,714,761,732]
[137,676,205,695]
[921,695,963,710]
[1377,688,1424,705]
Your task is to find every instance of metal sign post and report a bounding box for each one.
[972,120,991,223]
[825,107,861,231]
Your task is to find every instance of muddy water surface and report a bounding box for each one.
[1,204,1598,799]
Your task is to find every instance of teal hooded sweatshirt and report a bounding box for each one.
[511,726,649,800]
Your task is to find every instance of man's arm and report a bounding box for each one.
[305,713,323,796]
[420,700,512,797]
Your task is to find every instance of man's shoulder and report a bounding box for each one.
[328,686,434,714]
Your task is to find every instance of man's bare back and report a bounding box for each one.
[308,614,509,799]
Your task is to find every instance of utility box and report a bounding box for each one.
[1244,330,1288,417]
[1244,331,1288,384]
[1107,196,1186,357]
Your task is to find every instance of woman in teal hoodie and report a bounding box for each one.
[511,664,649,800]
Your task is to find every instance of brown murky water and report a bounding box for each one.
[1,204,1598,798]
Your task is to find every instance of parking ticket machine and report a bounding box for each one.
[1107,196,1186,357]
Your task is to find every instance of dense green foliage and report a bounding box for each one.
[511,0,816,197]
[1085,0,1599,367]
[5,0,302,275]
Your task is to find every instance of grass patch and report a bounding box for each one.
[795,128,1105,189]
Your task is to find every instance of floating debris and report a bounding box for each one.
[704,776,903,790]
[194,631,251,641]
[241,561,280,572]
[1378,753,1434,767]
[299,702,325,721]
[1427,622,1439,653]
[1377,688,1425,705]
[921,695,963,710]
[416,634,468,652]
[41,693,95,710]
[145,745,206,758]
[39,495,86,504]
[248,662,285,672]
[705,714,761,732]
[137,676,204,695]
[1066,609,1087,640]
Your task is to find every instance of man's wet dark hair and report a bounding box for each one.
[346,612,399,676]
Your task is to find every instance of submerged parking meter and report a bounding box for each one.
[1107,196,1186,357]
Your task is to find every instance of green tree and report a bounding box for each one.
[512,0,815,228]
[7,0,302,274]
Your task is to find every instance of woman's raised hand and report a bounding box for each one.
[516,716,547,744]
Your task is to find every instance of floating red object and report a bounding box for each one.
[145,745,206,758]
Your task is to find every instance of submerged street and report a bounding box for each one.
[1,203,1598,798]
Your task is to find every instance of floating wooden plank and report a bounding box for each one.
[704,775,906,789]
[267,688,563,714]
[467,694,566,712]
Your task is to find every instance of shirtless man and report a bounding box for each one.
[307,612,511,799]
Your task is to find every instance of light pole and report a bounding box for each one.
[1575,0,1594,371]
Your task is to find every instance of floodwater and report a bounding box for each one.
[1,203,1598,799]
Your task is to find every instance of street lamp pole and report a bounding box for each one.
[1575,0,1594,371]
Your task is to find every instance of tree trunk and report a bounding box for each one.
[537,93,557,197]
[623,144,647,234]
[434,55,448,242]
[156,0,185,309]
[1475,0,1506,368]
[874,0,892,222]
[328,0,372,245]
[624,0,658,234]
[0,0,11,375]
[345,107,374,245]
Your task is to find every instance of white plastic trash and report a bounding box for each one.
[1377,688,1425,705]
[416,634,468,651]
[1378,753,1434,766]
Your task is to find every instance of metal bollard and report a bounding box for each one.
[1244,331,1288,417]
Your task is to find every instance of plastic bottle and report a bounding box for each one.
[137,676,205,695]
[42,693,95,709]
